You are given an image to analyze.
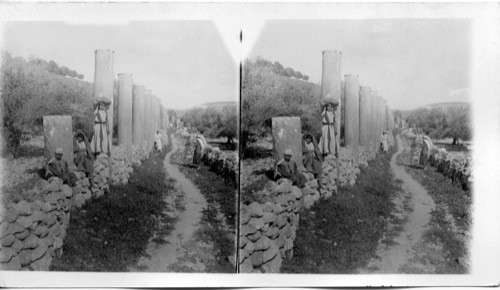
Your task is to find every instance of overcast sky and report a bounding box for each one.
[247,19,471,111]
[2,21,237,110]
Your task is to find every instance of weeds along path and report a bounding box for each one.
[130,134,209,272]
[361,135,440,273]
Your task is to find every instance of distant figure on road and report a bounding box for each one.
[90,98,111,157]
[74,131,94,179]
[192,135,204,167]
[319,98,339,158]
[302,133,323,190]
[154,130,163,151]
[275,149,307,188]
[419,136,432,168]
[45,148,78,186]
[380,131,389,153]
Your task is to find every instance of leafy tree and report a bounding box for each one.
[273,61,284,75]
[48,60,59,74]
[78,74,84,80]
[303,75,309,81]
[283,67,294,77]
[443,106,471,144]
[406,105,471,144]
[295,71,303,79]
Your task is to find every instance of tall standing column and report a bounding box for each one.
[144,90,152,150]
[370,90,378,151]
[341,80,346,141]
[156,97,161,131]
[344,74,360,164]
[133,85,145,146]
[382,99,388,132]
[321,50,342,144]
[359,86,372,147]
[376,96,383,145]
[152,95,158,138]
[118,74,133,161]
[93,49,114,178]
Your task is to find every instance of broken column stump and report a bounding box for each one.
[272,117,303,170]
[43,115,74,167]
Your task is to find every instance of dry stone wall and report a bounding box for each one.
[239,179,303,273]
[110,145,133,185]
[0,173,93,271]
[179,128,238,184]
[401,129,472,191]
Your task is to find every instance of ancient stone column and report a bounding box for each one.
[132,85,145,146]
[144,90,152,150]
[344,74,360,164]
[93,50,114,146]
[370,90,378,150]
[359,86,372,147]
[321,50,342,145]
[382,99,388,132]
[118,74,133,161]
[93,49,114,178]
[154,96,160,132]
[43,115,74,167]
[272,117,303,170]
[376,96,383,145]
[341,80,346,142]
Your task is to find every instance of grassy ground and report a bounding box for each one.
[397,138,471,273]
[171,139,237,273]
[281,145,401,273]
[50,144,176,271]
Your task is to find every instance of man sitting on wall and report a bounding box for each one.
[45,147,78,186]
[275,149,307,188]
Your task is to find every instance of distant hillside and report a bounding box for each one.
[401,102,470,118]
[175,101,237,117]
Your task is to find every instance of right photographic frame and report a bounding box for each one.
[239,16,480,277]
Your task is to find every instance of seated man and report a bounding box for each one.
[275,149,307,188]
[45,148,78,186]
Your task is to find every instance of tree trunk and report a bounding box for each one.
[452,137,458,145]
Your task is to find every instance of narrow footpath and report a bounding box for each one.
[359,136,449,273]
[130,134,210,272]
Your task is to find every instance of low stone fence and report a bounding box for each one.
[239,179,303,273]
[0,174,93,271]
[401,129,472,191]
[202,147,238,185]
[179,129,238,184]
[132,141,151,166]
[92,153,110,196]
[110,146,133,186]
[428,149,472,192]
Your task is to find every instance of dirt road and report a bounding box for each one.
[130,135,211,272]
[359,136,449,273]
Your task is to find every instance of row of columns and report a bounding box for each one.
[321,50,395,164]
[94,50,170,163]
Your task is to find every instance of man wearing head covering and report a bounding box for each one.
[275,149,307,188]
[45,148,78,186]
